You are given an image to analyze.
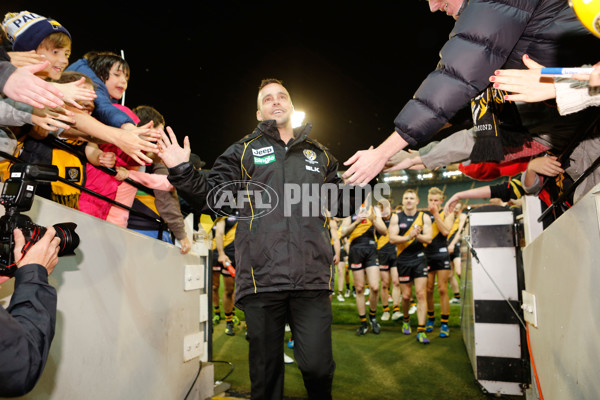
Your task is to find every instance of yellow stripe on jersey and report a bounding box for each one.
[375,227,390,250]
[348,218,374,244]
[430,210,446,239]
[448,213,461,237]
[396,211,424,256]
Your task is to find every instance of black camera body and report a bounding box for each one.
[0,164,79,276]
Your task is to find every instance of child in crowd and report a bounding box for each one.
[16,70,116,208]
[77,107,140,222]
[1,10,160,165]
[66,51,136,128]
[71,52,171,227]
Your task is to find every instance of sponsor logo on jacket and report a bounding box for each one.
[254,154,276,165]
[252,146,274,157]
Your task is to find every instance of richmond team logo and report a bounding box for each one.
[66,167,81,182]
[303,149,318,165]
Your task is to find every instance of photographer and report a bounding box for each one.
[0,227,61,397]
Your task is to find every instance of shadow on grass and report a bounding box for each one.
[211,318,512,400]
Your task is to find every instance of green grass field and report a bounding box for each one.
[210,278,522,399]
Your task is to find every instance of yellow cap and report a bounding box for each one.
[570,0,600,38]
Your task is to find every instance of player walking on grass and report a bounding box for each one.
[340,204,386,335]
[424,187,454,338]
[375,198,398,321]
[388,189,433,344]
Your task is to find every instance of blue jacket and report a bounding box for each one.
[66,59,134,128]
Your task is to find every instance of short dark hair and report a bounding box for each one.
[84,51,130,83]
[258,78,283,91]
[131,105,165,127]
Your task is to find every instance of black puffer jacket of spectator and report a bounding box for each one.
[394,0,599,147]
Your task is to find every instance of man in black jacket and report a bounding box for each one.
[342,0,600,185]
[159,79,364,400]
[0,227,61,397]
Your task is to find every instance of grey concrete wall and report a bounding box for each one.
[523,185,600,400]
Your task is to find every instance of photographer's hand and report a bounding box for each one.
[13,227,60,275]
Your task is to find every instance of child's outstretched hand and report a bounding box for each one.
[99,152,116,168]
[52,78,97,109]
[114,125,159,165]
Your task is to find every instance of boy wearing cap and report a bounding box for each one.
[1,10,160,166]
[2,11,71,81]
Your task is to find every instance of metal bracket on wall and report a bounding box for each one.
[183,332,204,362]
[521,291,538,328]
[184,264,205,291]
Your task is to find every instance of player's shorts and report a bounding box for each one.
[349,244,378,271]
[426,254,451,271]
[211,250,220,272]
[395,253,429,283]
[377,249,396,272]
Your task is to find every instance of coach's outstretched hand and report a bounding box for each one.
[158,126,191,168]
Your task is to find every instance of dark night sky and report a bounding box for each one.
[4,1,455,167]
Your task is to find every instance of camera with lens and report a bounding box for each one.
[0,164,79,276]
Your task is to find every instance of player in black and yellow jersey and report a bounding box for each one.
[447,201,467,304]
[215,211,240,336]
[340,204,387,336]
[375,198,399,321]
[388,189,433,344]
[424,187,455,338]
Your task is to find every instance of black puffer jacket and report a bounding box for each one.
[394,0,599,147]
[168,121,359,306]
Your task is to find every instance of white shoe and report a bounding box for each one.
[284,353,294,364]
[409,304,417,315]
[381,311,390,321]
[450,297,461,304]
[344,289,351,298]
[365,300,370,306]
[336,293,345,302]
[364,288,370,296]
[285,323,291,332]
[388,295,393,302]
[391,311,403,321]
